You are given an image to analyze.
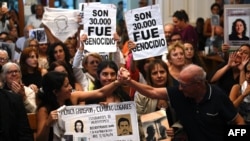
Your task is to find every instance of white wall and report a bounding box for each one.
[157,0,215,25]
[101,0,215,25]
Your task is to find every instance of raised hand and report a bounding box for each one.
[127,40,136,50]
[48,110,59,125]
[117,67,131,83]
[227,52,238,68]
[238,55,249,71]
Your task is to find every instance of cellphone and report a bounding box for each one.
[2,2,7,8]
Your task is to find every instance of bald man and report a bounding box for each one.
[164,23,174,43]
[117,64,245,141]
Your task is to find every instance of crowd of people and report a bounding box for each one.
[0,0,250,141]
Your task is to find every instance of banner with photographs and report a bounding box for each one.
[140,110,171,141]
[29,28,47,43]
[224,4,250,50]
[54,101,140,141]
[125,4,167,60]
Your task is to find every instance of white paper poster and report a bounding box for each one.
[83,3,117,53]
[125,4,167,60]
[42,7,79,43]
[54,101,140,141]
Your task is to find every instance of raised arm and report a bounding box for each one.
[229,83,250,108]
[70,79,121,105]
[210,52,237,83]
[118,67,168,100]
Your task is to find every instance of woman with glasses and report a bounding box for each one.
[208,43,250,95]
[1,62,36,113]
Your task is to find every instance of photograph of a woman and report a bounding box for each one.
[229,18,249,40]
[74,120,84,133]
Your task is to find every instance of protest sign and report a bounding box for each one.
[54,101,139,141]
[224,4,250,50]
[211,14,220,26]
[29,28,47,43]
[83,3,117,53]
[99,52,110,61]
[140,110,171,141]
[79,2,101,25]
[125,4,167,60]
[42,7,79,43]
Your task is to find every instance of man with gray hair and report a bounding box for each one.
[117,64,245,141]
[0,49,9,67]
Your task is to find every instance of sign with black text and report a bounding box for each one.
[78,2,101,25]
[54,101,139,141]
[125,4,167,60]
[84,4,117,53]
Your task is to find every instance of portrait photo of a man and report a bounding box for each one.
[117,116,133,136]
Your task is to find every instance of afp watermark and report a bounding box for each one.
[224,125,250,140]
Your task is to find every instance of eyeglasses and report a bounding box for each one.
[7,70,20,75]
[89,60,99,65]
[0,57,8,62]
